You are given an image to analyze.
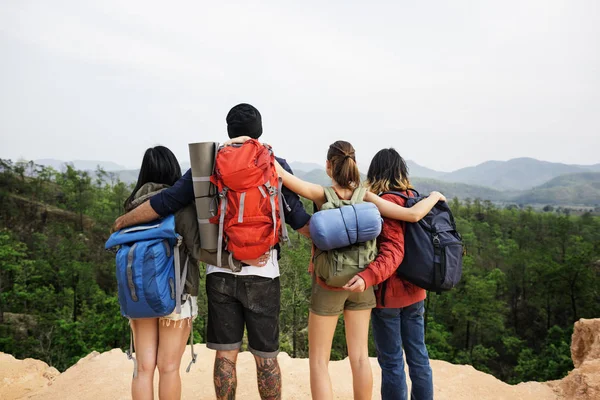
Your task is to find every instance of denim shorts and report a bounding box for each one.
[160,295,198,323]
[206,273,280,358]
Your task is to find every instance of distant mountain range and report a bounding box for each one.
[32,157,600,206]
[290,168,600,207]
[439,158,600,191]
[292,158,600,191]
[34,159,129,172]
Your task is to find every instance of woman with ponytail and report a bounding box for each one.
[273,141,444,400]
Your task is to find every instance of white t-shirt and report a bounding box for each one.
[206,249,280,279]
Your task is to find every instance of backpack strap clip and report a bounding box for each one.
[278,177,290,245]
[127,326,138,378]
[265,182,278,242]
[185,300,198,373]
[217,188,229,268]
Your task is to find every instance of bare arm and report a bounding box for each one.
[275,161,326,205]
[364,191,445,223]
[112,201,159,232]
[295,222,311,239]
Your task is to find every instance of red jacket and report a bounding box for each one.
[357,193,426,308]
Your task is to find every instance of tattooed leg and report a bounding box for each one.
[255,356,282,400]
[214,350,238,400]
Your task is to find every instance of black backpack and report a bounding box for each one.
[382,190,464,293]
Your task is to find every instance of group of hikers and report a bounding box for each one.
[111,103,446,400]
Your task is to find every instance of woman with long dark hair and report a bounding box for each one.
[345,148,434,400]
[124,146,200,400]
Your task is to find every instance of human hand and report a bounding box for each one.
[429,191,446,203]
[242,252,270,267]
[343,275,366,292]
[223,136,251,147]
[111,217,124,234]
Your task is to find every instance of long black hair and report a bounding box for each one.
[124,146,182,208]
[366,148,412,194]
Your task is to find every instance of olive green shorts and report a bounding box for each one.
[309,275,376,316]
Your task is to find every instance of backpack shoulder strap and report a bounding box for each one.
[350,187,367,204]
[380,190,409,200]
[323,187,342,208]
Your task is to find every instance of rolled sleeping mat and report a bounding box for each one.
[309,202,383,251]
[189,141,219,251]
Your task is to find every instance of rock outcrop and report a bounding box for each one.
[0,353,59,399]
[548,318,600,400]
[1,318,599,400]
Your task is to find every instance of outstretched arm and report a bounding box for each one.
[364,191,446,223]
[275,161,326,205]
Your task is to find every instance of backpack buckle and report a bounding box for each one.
[433,235,440,246]
[264,182,277,196]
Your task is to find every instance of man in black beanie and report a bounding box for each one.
[113,103,311,400]
[226,103,263,139]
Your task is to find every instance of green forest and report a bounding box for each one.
[1,159,599,385]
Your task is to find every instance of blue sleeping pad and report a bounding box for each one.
[310,202,383,251]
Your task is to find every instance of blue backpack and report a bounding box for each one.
[383,190,464,293]
[106,215,197,376]
[105,215,188,319]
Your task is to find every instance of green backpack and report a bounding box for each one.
[312,187,379,287]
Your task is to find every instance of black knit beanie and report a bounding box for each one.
[226,103,263,139]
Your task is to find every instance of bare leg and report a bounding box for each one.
[344,309,373,400]
[308,311,339,400]
[131,318,159,400]
[254,355,281,400]
[214,349,239,400]
[156,319,191,400]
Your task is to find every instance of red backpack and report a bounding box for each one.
[210,139,289,266]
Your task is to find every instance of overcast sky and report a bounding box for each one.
[1,0,599,172]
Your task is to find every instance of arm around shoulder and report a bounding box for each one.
[112,201,160,232]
